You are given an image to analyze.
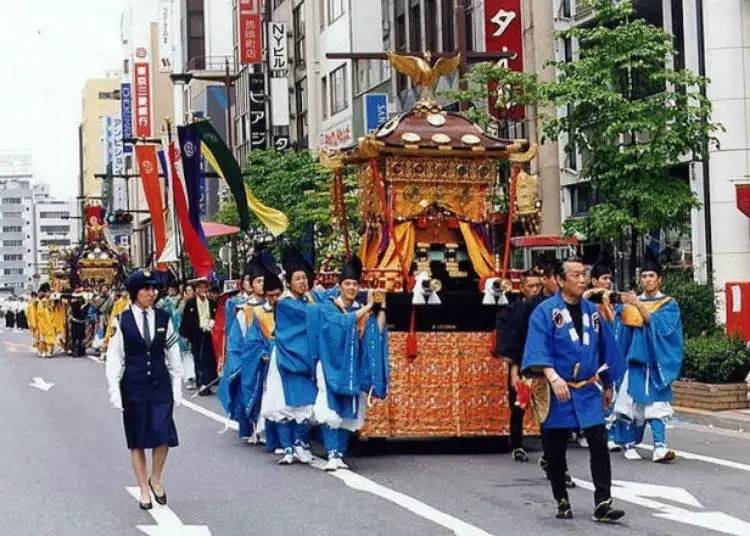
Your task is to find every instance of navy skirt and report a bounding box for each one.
[121,376,179,450]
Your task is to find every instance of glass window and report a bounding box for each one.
[294,4,306,68]
[328,0,345,24]
[395,13,406,51]
[2,198,22,204]
[40,225,70,234]
[187,0,205,69]
[425,0,437,52]
[441,0,454,52]
[296,77,309,147]
[330,64,348,115]
[569,183,603,216]
[3,254,22,261]
[563,37,573,63]
[321,76,328,118]
[409,0,421,51]
[40,239,70,247]
[2,226,22,233]
[3,240,22,247]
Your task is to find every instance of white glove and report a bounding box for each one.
[207,319,215,330]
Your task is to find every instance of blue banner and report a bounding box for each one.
[364,93,388,134]
[120,83,133,154]
[177,125,207,244]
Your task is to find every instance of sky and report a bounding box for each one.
[0,1,126,198]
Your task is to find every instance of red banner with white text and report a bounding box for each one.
[484,0,525,121]
[135,145,167,270]
[238,0,262,64]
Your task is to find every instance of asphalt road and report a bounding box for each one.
[2,328,750,536]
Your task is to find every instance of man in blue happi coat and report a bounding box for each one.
[218,262,283,444]
[260,248,325,465]
[309,255,389,471]
[522,257,626,522]
[614,253,683,463]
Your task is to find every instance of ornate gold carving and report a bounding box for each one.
[387,51,461,104]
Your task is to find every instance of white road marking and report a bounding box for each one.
[126,487,211,535]
[635,443,750,473]
[179,400,495,536]
[28,376,54,391]
[574,479,750,535]
[611,480,702,508]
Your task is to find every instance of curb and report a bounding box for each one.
[674,405,750,432]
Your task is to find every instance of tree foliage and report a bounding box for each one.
[444,63,543,133]
[452,0,722,246]
[215,149,359,265]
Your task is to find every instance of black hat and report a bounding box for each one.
[38,283,51,293]
[340,254,363,282]
[244,255,265,280]
[640,250,663,276]
[126,269,160,295]
[259,251,283,292]
[262,263,283,293]
[282,247,314,284]
[590,252,613,279]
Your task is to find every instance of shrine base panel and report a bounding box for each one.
[360,332,539,439]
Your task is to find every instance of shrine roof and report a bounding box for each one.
[367,106,529,156]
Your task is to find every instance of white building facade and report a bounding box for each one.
[32,184,79,280]
[0,152,36,293]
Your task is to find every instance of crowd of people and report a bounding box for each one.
[17,247,683,523]
[1,296,30,330]
[100,248,390,510]
[498,253,683,521]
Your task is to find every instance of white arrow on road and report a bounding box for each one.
[126,487,212,536]
[575,478,750,535]
[29,377,54,391]
[612,480,703,508]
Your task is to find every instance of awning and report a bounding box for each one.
[201,221,240,238]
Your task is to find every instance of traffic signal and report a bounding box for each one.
[106,211,134,224]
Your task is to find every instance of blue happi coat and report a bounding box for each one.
[308,299,389,420]
[274,293,320,407]
[618,294,683,405]
[522,292,624,429]
[218,304,272,437]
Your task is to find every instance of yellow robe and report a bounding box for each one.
[36,299,58,351]
[27,298,39,349]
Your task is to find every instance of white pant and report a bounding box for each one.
[181,350,196,381]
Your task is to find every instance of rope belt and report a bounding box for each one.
[566,374,603,390]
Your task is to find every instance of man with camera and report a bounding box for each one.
[612,254,683,463]
[522,258,625,522]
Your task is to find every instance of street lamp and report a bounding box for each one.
[169,57,241,151]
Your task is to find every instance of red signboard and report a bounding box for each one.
[736,184,750,218]
[133,62,152,137]
[238,0,262,64]
[484,0,524,121]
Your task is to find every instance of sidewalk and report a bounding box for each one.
[674,405,750,432]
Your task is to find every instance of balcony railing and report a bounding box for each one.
[185,55,238,74]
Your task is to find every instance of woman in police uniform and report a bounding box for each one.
[106,269,183,510]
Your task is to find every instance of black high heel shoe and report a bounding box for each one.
[139,500,153,510]
[148,478,167,505]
